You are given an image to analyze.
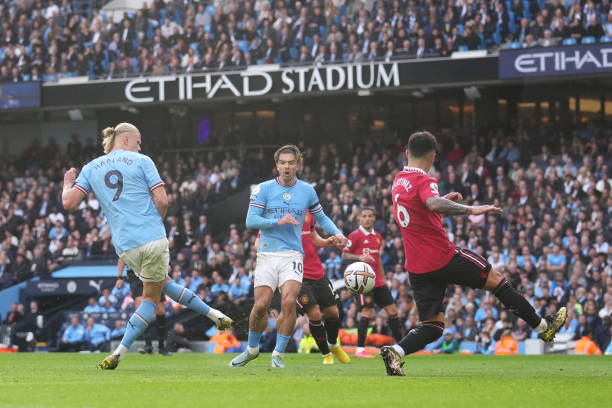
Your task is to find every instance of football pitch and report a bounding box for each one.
[0,354,610,408]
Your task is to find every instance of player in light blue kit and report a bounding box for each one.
[62,123,232,370]
[230,145,347,368]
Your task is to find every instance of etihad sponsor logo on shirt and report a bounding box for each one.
[265,207,304,216]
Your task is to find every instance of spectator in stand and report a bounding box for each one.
[59,316,86,352]
[84,297,102,313]
[98,288,118,308]
[85,317,111,352]
[111,320,126,339]
[167,322,191,352]
[324,250,343,280]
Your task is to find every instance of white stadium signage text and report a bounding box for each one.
[124,62,400,103]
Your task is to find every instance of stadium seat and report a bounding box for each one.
[458,45,469,51]
[304,36,313,47]
[457,24,464,36]
[508,41,521,49]
[206,5,217,16]
[320,25,328,38]
[203,23,211,33]
[581,36,596,44]
[600,36,612,43]
[562,38,577,45]
[289,47,298,60]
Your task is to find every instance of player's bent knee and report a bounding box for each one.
[307,305,322,321]
[323,305,339,318]
[281,298,297,312]
[484,268,504,291]
[385,304,399,315]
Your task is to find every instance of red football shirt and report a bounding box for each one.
[391,166,456,274]
[343,226,385,287]
[302,211,325,280]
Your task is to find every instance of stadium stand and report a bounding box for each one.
[2,0,612,83]
[1,120,611,354]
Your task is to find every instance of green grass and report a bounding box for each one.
[0,353,610,408]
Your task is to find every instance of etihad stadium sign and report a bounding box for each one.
[42,57,498,108]
[124,62,400,103]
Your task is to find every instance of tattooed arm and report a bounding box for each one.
[425,196,502,216]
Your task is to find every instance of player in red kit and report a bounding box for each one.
[380,131,567,376]
[342,207,402,358]
[296,211,351,364]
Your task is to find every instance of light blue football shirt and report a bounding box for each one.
[74,149,166,254]
[247,177,341,254]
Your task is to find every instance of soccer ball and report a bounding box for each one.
[343,262,376,294]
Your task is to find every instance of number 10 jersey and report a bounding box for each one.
[74,149,166,254]
[391,166,456,274]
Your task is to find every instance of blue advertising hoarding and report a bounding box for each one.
[0,81,41,109]
[499,43,612,79]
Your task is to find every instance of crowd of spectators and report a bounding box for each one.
[0,134,246,290]
[3,0,612,84]
[1,119,612,354]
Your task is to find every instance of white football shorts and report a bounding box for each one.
[119,237,169,283]
[254,250,304,289]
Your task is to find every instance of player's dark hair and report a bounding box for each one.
[274,144,302,165]
[406,131,438,159]
[360,206,376,216]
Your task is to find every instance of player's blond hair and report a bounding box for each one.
[102,122,139,154]
[274,144,303,166]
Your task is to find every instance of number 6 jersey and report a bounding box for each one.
[391,166,456,274]
[74,150,166,254]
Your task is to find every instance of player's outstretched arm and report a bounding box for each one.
[425,196,502,216]
[311,229,336,248]
[62,168,86,210]
[311,210,347,247]
[342,252,375,263]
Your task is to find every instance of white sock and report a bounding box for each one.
[114,344,128,361]
[356,347,365,353]
[246,346,259,355]
[327,341,337,348]
[271,350,283,358]
[534,318,548,334]
[392,344,405,358]
[206,308,223,322]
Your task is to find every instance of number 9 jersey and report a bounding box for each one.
[74,150,167,254]
[391,166,456,274]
